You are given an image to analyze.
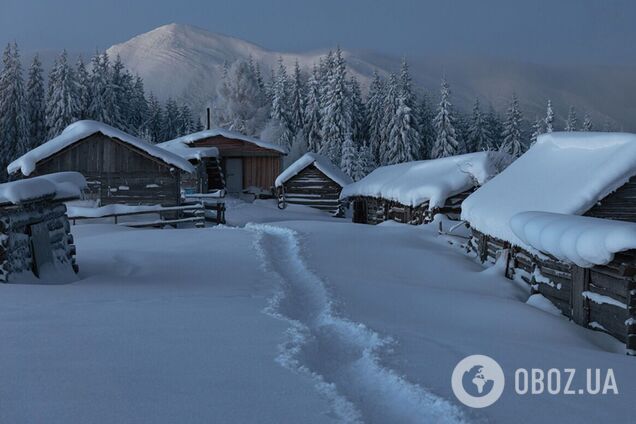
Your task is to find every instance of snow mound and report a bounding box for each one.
[7,120,195,176]
[510,211,636,267]
[156,138,219,161]
[0,172,86,205]
[340,151,511,208]
[462,131,636,248]
[162,128,287,154]
[275,152,353,188]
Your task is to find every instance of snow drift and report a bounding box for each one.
[462,131,636,249]
[340,151,511,208]
[510,211,636,267]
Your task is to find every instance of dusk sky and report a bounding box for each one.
[1,0,635,65]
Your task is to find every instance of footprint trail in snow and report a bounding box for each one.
[248,224,468,424]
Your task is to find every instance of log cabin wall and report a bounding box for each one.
[190,135,283,192]
[31,133,182,206]
[0,200,77,283]
[279,164,344,214]
[470,229,636,353]
[351,190,472,225]
[585,175,636,222]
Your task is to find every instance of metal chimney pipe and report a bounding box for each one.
[206,108,211,130]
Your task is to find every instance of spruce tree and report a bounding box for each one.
[265,57,294,150]
[45,50,79,138]
[366,70,385,163]
[582,112,593,131]
[383,59,420,164]
[303,64,322,153]
[564,106,577,131]
[467,98,493,151]
[378,73,398,165]
[545,99,555,133]
[88,52,117,126]
[417,94,435,159]
[178,103,194,136]
[431,78,459,159]
[146,93,163,143]
[110,55,128,130]
[530,117,545,145]
[353,142,376,181]
[349,76,366,145]
[26,53,46,149]
[0,42,29,167]
[75,56,90,120]
[500,93,524,158]
[129,76,149,136]
[485,104,504,149]
[215,59,269,136]
[162,98,180,140]
[340,134,357,178]
[320,48,352,164]
[289,60,305,134]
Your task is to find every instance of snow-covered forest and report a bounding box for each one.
[0,42,609,183]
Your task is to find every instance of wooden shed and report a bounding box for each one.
[0,172,85,283]
[160,129,286,196]
[8,120,195,206]
[275,153,352,215]
[462,131,636,352]
[340,151,511,225]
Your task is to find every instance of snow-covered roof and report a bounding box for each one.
[510,211,636,267]
[275,152,353,188]
[7,120,195,176]
[340,151,512,208]
[156,138,219,161]
[462,132,636,249]
[0,172,87,206]
[162,128,287,154]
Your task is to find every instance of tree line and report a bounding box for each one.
[0,41,612,183]
[213,48,605,181]
[0,42,202,180]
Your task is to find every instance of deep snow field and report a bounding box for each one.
[0,201,633,423]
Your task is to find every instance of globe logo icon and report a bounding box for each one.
[451,355,505,408]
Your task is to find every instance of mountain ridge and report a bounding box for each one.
[104,23,635,131]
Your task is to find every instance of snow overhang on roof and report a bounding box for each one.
[340,151,512,209]
[162,128,288,155]
[461,131,636,249]
[7,120,196,176]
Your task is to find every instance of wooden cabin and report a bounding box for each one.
[462,132,636,352]
[160,129,286,196]
[156,138,224,194]
[7,121,195,206]
[340,151,511,225]
[275,153,352,215]
[0,172,85,283]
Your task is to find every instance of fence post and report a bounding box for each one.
[571,265,589,325]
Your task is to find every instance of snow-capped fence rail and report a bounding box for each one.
[68,203,208,228]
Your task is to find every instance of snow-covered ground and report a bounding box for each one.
[0,202,632,423]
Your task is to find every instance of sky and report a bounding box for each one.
[1,0,636,65]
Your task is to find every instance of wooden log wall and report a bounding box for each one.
[0,201,77,283]
[585,175,636,222]
[279,165,344,214]
[33,133,182,206]
[470,230,636,354]
[352,190,472,225]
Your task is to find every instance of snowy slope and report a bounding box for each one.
[106,24,375,112]
[105,23,636,130]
